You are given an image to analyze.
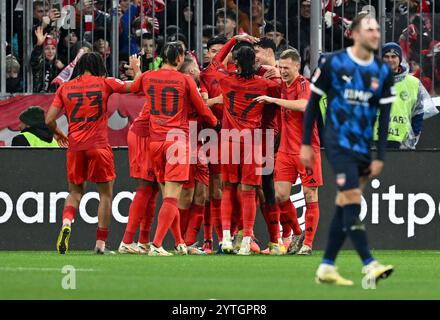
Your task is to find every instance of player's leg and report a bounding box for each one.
[57,182,85,254]
[275,181,303,254]
[150,181,185,256]
[185,181,208,254]
[220,181,238,253]
[298,186,319,255]
[236,183,258,255]
[274,152,303,253]
[138,183,160,252]
[178,186,195,239]
[95,180,114,254]
[57,149,88,254]
[120,178,154,254]
[297,154,323,255]
[208,172,223,253]
[349,177,394,283]
[316,155,358,285]
[260,174,283,255]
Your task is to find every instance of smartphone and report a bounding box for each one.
[52,1,61,12]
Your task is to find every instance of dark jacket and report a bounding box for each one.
[12,126,55,146]
[30,44,61,93]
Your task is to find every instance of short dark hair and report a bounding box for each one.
[265,20,284,35]
[232,41,254,55]
[216,9,237,23]
[76,52,108,77]
[161,42,185,66]
[255,37,276,55]
[280,49,301,63]
[350,12,373,32]
[207,35,228,50]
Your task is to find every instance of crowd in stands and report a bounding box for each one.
[4,0,440,96]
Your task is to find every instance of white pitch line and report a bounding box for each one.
[0,267,96,272]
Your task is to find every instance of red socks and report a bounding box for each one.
[179,208,191,239]
[139,185,159,244]
[241,190,257,237]
[203,201,212,241]
[153,197,179,248]
[221,185,236,231]
[62,205,76,223]
[279,199,302,236]
[96,227,109,242]
[263,203,281,243]
[123,185,152,244]
[170,211,184,246]
[211,198,222,242]
[185,204,205,245]
[304,202,320,248]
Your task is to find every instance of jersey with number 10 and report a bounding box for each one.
[131,68,218,142]
[52,75,128,151]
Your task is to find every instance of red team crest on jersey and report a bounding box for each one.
[370,77,379,90]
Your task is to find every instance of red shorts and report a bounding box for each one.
[274,150,323,186]
[221,141,262,186]
[67,146,116,185]
[183,146,209,189]
[127,130,155,182]
[149,140,190,183]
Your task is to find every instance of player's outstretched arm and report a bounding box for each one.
[254,96,308,111]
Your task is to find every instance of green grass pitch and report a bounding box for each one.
[0,250,439,300]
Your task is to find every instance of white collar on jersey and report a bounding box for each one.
[346,47,374,66]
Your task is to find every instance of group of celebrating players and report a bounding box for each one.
[46,11,395,286]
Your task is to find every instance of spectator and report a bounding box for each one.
[374,42,434,150]
[265,20,291,60]
[179,1,196,49]
[290,1,312,65]
[119,0,139,56]
[57,27,80,66]
[93,28,113,74]
[75,0,113,44]
[6,55,22,94]
[30,26,64,93]
[138,33,162,71]
[32,0,61,46]
[215,9,237,39]
[250,0,268,37]
[11,107,58,147]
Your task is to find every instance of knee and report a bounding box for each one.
[275,187,290,203]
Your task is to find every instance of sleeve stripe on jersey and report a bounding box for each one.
[311,84,326,96]
[379,96,396,104]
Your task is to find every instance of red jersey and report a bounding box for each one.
[200,64,224,120]
[256,65,282,136]
[130,101,150,137]
[52,75,127,151]
[279,75,320,155]
[131,68,218,142]
[218,73,280,138]
[200,38,234,121]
